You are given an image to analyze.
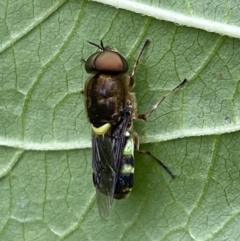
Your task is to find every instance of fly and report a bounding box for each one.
[82,39,187,220]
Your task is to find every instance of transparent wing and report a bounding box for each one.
[92,135,119,220]
[92,108,131,220]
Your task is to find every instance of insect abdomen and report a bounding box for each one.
[114,155,134,199]
[114,132,135,199]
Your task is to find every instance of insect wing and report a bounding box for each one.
[92,135,118,220]
[92,119,130,219]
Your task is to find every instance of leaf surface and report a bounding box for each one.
[0,1,240,240]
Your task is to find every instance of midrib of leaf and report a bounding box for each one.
[141,125,240,144]
[1,121,240,151]
[91,0,240,38]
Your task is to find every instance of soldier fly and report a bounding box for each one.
[82,39,187,220]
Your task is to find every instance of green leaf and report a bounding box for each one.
[1,0,240,240]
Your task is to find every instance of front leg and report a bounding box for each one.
[129,39,151,88]
[137,78,188,120]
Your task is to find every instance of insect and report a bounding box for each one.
[82,39,187,220]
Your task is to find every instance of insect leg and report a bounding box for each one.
[138,78,188,120]
[132,132,175,178]
[137,150,176,178]
[129,39,151,88]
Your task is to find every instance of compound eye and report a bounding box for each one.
[94,51,128,73]
[85,52,99,73]
[85,51,129,74]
